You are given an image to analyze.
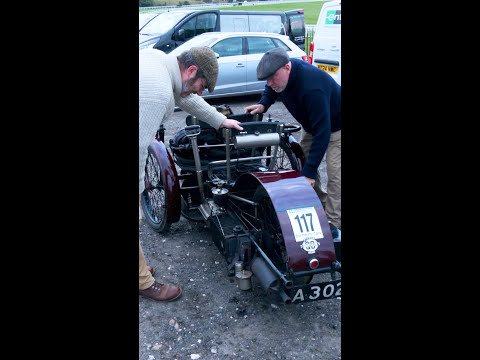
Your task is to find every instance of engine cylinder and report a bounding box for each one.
[234,133,280,148]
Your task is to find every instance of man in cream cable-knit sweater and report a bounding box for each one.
[139,47,243,302]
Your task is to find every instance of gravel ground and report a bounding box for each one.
[139,95,340,360]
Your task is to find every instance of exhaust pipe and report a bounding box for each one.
[251,257,279,290]
[278,288,292,304]
[250,239,293,289]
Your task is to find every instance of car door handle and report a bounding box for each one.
[236,63,245,68]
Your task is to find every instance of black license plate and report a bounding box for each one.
[286,279,341,303]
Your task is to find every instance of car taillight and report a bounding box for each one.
[308,41,314,64]
[309,258,319,269]
[302,55,307,61]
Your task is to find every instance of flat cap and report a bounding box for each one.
[256,47,290,81]
[189,46,219,93]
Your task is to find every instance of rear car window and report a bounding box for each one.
[288,14,305,37]
[220,15,248,32]
[246,37,288,54]
[249,15,283,34]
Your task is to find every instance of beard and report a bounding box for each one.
[271,81,287,93]
[180,77,197,97]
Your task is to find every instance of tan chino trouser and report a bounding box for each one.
[299,129,341,228]
[139,240,155,290]
[139,196,155,290]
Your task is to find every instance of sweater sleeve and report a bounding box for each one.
[257,85,278,112]
[300,91,331,179]
[175,94,226,129]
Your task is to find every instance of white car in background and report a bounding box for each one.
[139,12,159,31]
[165,31,307,99]
[311,0,341,85]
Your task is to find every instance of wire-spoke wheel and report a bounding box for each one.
[254,187,288,273]
[254,186,312,285]
[141,151,170,233]
[260,140,300,171]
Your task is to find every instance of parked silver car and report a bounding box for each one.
[167,32,307,99]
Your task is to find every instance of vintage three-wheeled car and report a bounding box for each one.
[141,110,341,304]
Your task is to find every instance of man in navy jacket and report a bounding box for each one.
[245,48,341,236]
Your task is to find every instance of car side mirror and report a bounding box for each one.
[175,29,185,41]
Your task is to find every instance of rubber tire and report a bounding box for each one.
[263,139,300,171]
[141,150,171,233]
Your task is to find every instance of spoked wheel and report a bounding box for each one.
[254,186,313,285]
[254,187,288,272]
[141,151,171,233]
[260,140,300,171]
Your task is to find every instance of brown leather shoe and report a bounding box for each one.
[139,281,182,302]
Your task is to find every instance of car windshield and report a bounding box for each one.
[139,13,158,30]
[140,11,192,35]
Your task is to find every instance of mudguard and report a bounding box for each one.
[233,170,336,271]
[286,134,305,170]
[147,140,181,224]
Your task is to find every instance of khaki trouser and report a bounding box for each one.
[299,129,341,228]
[139,240,155,290]
[139,194,154,290]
